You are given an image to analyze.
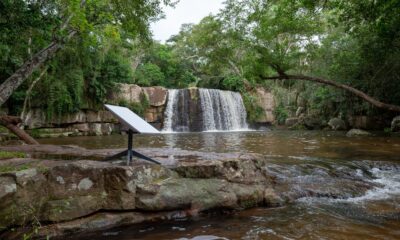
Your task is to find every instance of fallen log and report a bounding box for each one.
[0,115,39,145]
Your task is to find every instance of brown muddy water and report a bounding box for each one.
[40,131,400,240]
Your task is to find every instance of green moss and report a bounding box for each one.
[289,123,307,130]
[0,126,9,133]
[239,199,258,208]
[0,151,26,160]
[0,163,31,173]
[37,166,50,174]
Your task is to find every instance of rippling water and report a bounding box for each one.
[40,131,400,240]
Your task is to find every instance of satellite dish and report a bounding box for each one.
[104,104,161,165]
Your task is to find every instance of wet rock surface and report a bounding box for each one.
[0,145,275,239]
[0,144,389,239]
[392,116,400,132]
[346,128,372,137]
[328,117,347,130]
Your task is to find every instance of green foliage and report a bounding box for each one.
[274,104,289,125]
[133,43,197,88]
[242,93,264,123]
[0,151,26,160]
[2,0,400,127]
[118,93,149,117]
[222,75,244,92]
[1,0,174,115]
[87,49,134,105]
[135,63,165,86]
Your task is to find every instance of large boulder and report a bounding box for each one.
[0,161,177,227]
[143,86,168,107]
[86,110,116,123]
[23,108,47,129]
[346,129,372,137]
[112,84,168,107]
[0,168,48,230]
[135,178,238,211]
[391,116,400,132]
[144,107,163,123]
[113,83,143,103]
[328,118,347,130]
[285,117,299,127]
[0,155,275,232]
[254,88,275,123]
[302,115,325,130]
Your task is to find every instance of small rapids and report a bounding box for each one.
[266,158,400,202]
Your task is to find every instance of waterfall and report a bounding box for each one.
[162,88,248,132]
[162,89,177,132]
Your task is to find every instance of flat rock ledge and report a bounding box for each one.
[0,145,281,239]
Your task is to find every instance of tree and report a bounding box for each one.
[189,0,400,113]
[0,0,174,144]
[0,0,175,107]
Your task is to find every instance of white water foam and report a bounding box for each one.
[162,89,178,133]
[162,88,249,132]
[298,166,400,204]
[342,167,400,203]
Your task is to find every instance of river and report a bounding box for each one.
[39,131,400,240]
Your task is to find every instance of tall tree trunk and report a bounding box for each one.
[262,74,400,112]
[0,116,39,145]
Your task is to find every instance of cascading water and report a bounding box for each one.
[162,88,248,132]
[199,89,248,131]
[162,89,178,132]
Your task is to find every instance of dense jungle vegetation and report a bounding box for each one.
[1,0,399,124]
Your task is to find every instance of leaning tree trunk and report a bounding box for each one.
[262,74,400,112]
[0,116,39,145]
[0,30,76,107]
[0,42,59,106]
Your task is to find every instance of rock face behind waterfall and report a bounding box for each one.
[13,84,274,139]
[163,88,204,132]
[163,88,249,132]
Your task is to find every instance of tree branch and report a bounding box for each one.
[261,74,400,112]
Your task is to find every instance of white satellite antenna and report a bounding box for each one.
[104,104,161,165]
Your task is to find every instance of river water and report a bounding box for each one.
[40,131,400,240]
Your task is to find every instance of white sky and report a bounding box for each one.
[151,0,225,42]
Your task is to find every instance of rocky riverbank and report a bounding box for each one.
[0,145,280,239]
[0,143,381,239]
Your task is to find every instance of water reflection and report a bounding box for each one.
[39,130,400,162]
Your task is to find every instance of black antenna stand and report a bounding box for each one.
[105,129,161,165]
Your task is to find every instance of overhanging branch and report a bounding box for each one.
[261,74,400,112]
